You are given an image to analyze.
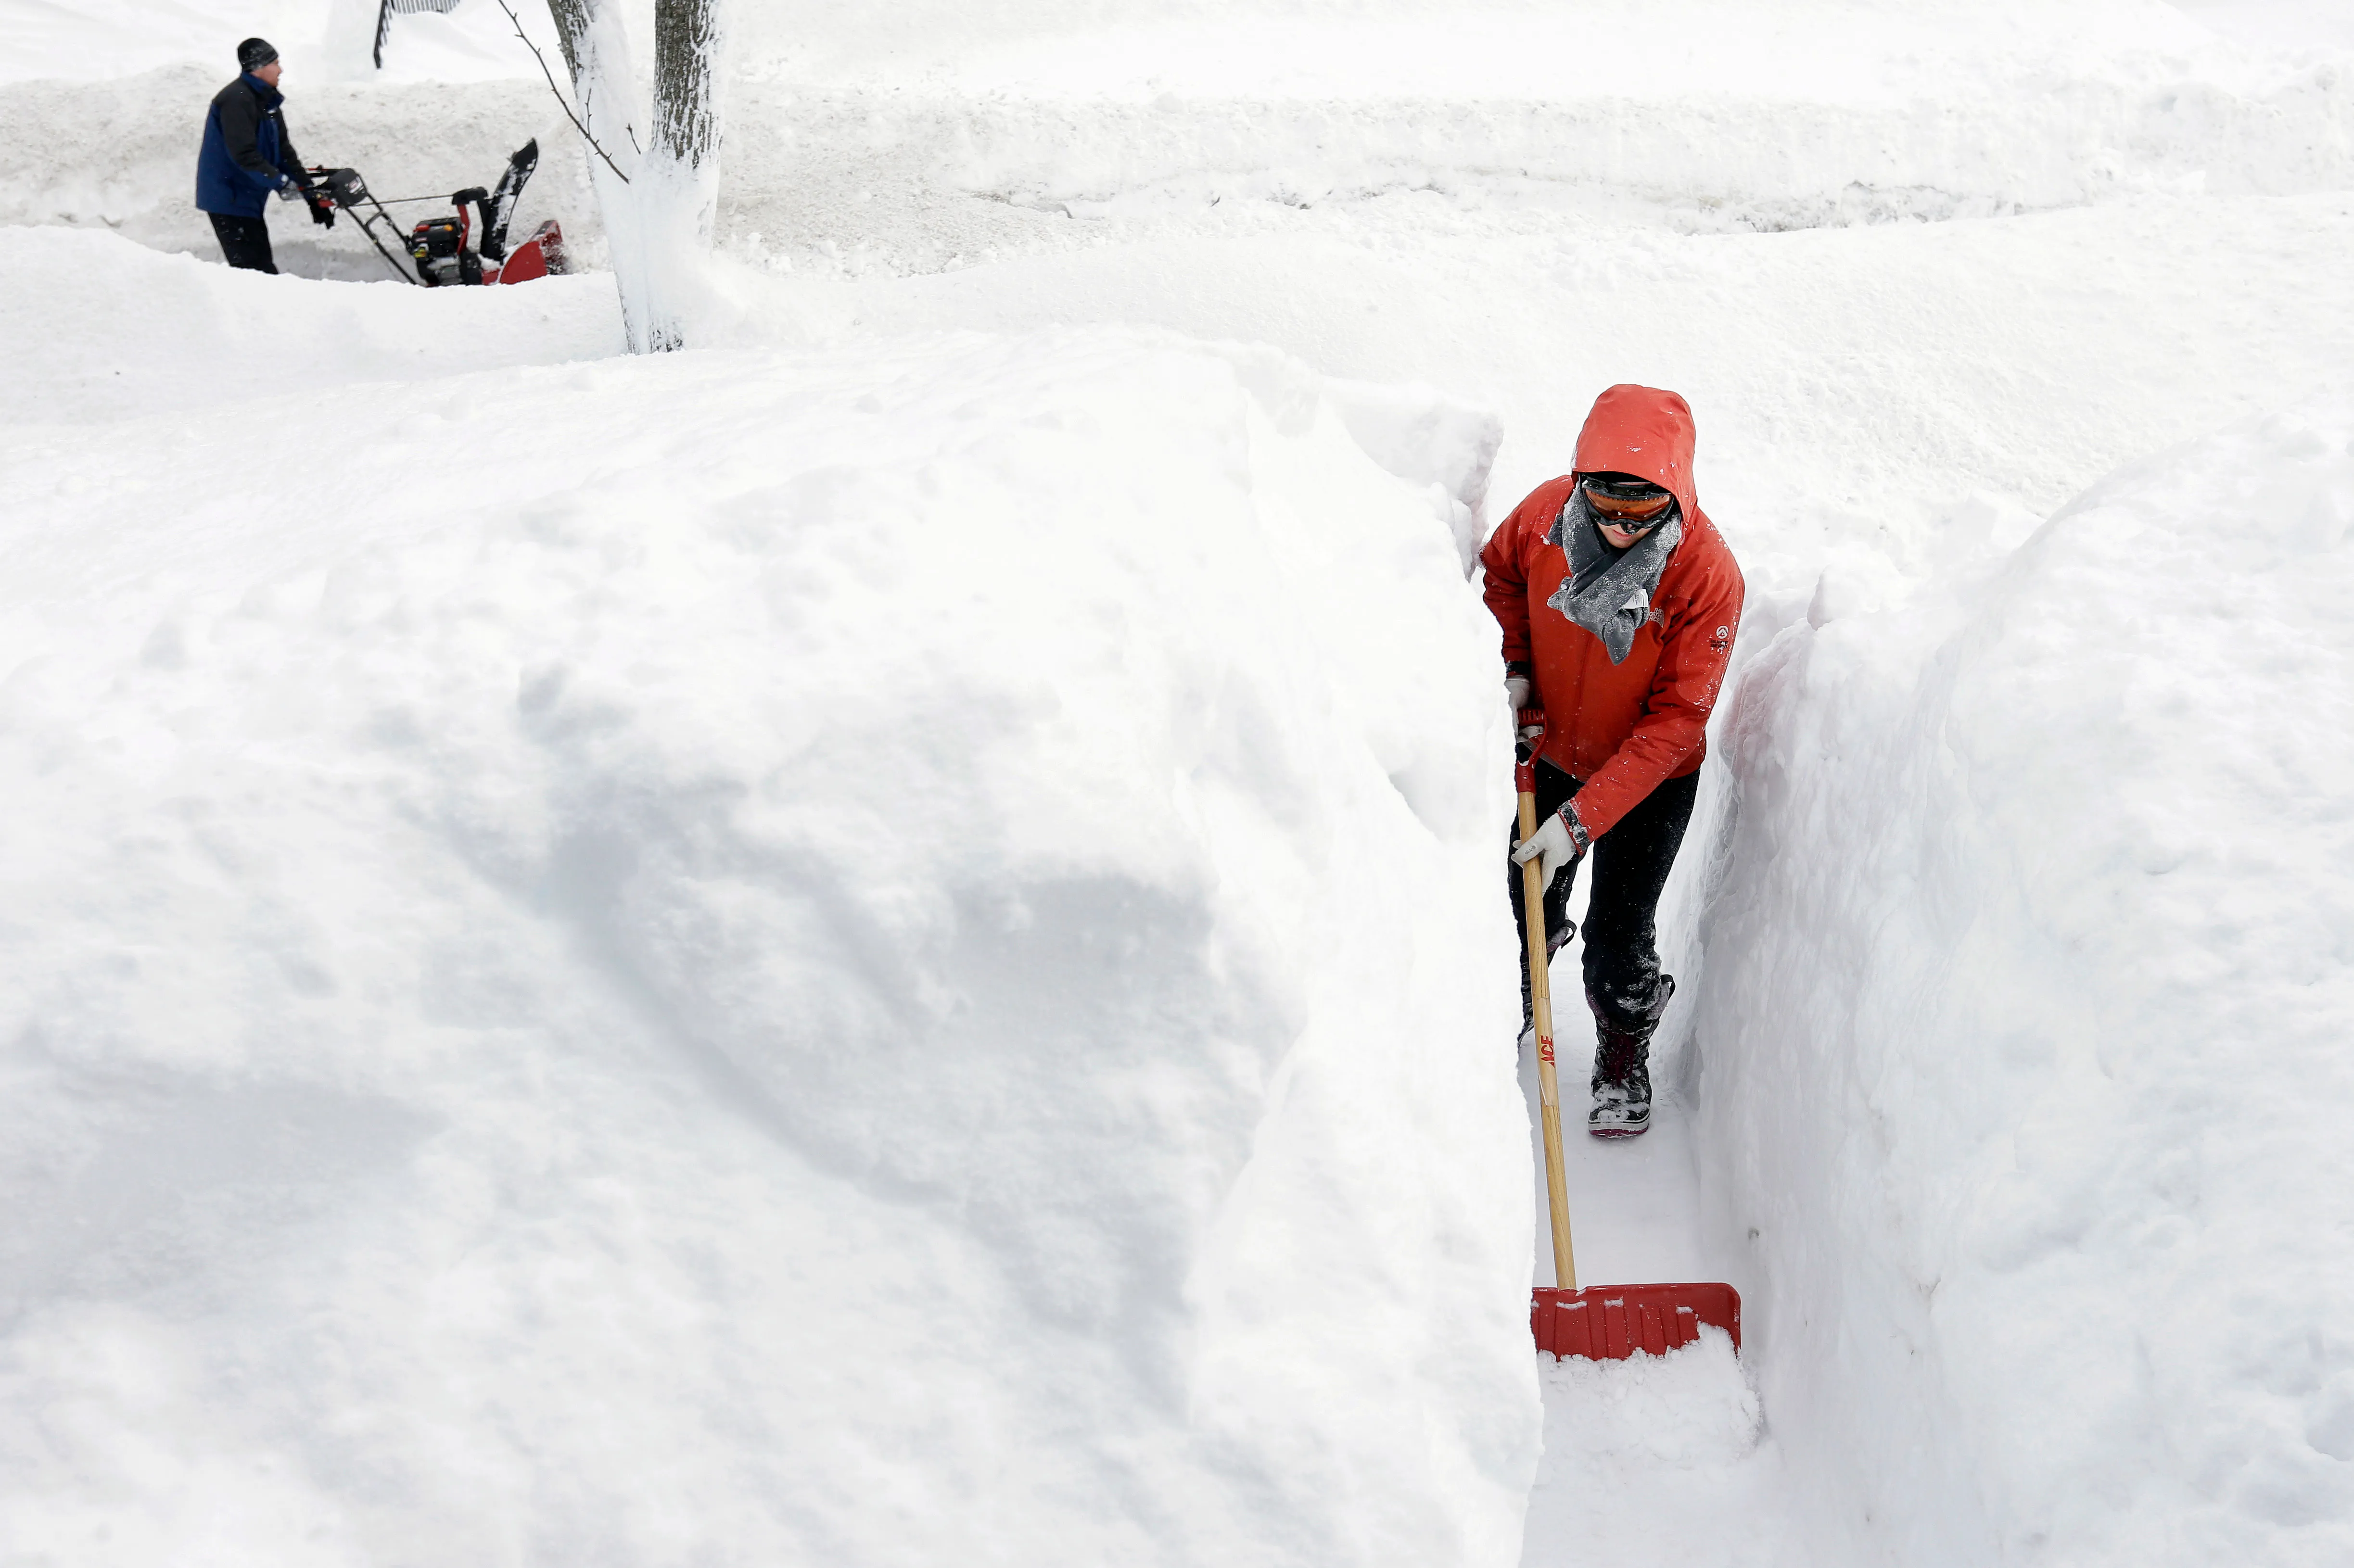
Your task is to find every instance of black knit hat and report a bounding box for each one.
[238,37,279,72]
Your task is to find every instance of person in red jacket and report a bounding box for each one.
[1482,384,1743,1136]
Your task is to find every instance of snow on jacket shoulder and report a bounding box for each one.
[1479,385,1744,840]
[197,75,301,218]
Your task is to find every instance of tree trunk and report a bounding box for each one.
[545,0,587,77]
[642,0,723,351]
[545,0,724,354]
[654,0,720,172]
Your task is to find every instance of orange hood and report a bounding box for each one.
[1571,384,1699,524]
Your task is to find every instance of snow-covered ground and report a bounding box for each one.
[3,0,2353,1564]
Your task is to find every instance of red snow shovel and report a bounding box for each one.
[1516,714,1742,1361]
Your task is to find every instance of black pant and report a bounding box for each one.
[1509,761,1699,1038]
[209,212,277,274]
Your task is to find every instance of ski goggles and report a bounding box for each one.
[1579,473,1677,529]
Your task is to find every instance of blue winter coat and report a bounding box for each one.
[196,75,303,217]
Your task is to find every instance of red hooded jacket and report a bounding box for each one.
[1479,386,1743,840]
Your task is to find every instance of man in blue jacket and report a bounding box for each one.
[196,38,332,273]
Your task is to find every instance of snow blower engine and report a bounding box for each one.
[310,140,567,288]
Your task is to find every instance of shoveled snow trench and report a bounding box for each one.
[4,3,2354,1566]
[1515,918,1799,1567]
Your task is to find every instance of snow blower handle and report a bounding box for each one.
[450,187,501,261]
[307,166,358,209]
[1516,708,1579,1291]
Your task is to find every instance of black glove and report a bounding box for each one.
[307,193,336,229]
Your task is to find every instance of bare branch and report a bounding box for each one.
[496,0,630,185]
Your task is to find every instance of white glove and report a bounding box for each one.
[1512,804,1590,890]
[1504,674,1544,754]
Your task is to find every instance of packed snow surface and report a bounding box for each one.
[5,0,2354,1565]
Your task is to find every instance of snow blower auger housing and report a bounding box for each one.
[1517,711,1743,1363]
[312,141,567,288]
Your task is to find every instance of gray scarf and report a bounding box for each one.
[1545,493,1682,666]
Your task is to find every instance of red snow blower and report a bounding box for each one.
[307,140,567,288]
[1517,711,1743,1361]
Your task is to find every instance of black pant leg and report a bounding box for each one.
[209,213,278,274]
[1507,759,1582,1023]
[1578,769,1700,1037]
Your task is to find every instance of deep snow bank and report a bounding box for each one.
[713,0,2354,264]
[0,228,621,423]
[0,315,1534,1564]
[719,25,2354,266]
[1692,400,2354,1562]
[10,0,2353,285]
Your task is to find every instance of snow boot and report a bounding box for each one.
[1587,1026,1651,1138]
[1587,976,1672,1138]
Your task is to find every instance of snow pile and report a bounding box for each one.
[1533,1333,1755,1472]
[1692,399,2354,1561]
[1521,1334,1801,1566]
[0,228,620,421]
[0,253,1536,1564]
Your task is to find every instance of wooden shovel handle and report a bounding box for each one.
[1519,746,1580,1291]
